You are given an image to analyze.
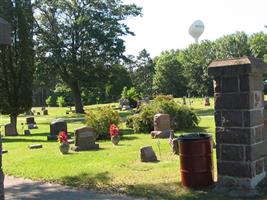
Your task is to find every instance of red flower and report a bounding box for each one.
[58,131,68,143]
[109,124,119,137]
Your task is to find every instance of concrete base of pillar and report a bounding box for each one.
[213,173,266,197]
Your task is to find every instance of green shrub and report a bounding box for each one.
[127,95,199,133]
[121,87,140,108]
[85,106,120,139]
[57,96,66,107]
[45,96,53,107]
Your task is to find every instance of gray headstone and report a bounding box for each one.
[72,126,99,151]
[26,117,36,125]
[48,119,68,140]
[24,130,31,135]
[140,146,158,162]
[4,124,17,136]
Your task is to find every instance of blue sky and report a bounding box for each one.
[122,0,267,57]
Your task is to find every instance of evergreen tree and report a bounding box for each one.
[0,0,34,134]
[132,49,154,98]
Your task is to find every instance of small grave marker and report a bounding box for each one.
[140,146,158,162]
[28,144,43,149]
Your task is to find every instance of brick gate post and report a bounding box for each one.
[208,57,267,196]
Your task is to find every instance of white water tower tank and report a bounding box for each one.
[189,20,204,43]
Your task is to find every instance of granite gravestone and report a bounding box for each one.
[4,124,17,136]
[204,97,210,106]
[140,146,158,162]
[151,114,173,138]
[42,109,48,115]
[72,126,99,151]
[47,119,68,140]
[26,117,37,129]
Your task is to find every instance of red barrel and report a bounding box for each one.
[178,133,214,188]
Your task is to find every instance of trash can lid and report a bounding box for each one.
[177,133,212,141]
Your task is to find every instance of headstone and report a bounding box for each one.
[42,109,48,115]
[182,96,186,105]
[47,119,68,140]
[2,150,8,154]
[140,146,158,162]
[71,126,99,151]
[204,97,210,106]
[26,117,36,125]
[28,124,38,129]
[208,57,267,196]
[151,114,172,138]
[122,105,131,111]
[4,124,17,136]
[28,144,43,149]
[24,130,31,136]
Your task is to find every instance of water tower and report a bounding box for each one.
[189,20,204,43]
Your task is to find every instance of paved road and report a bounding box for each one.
[5,176,144,200]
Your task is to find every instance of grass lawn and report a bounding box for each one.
[1,99,263,199]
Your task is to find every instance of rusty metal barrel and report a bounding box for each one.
[178,133,214,188]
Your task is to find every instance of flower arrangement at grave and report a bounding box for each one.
[58,131,69,154]
[109,124,120,145]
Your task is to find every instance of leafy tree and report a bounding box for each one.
[153,51,186,97]
[132,49,154,97]
[105,64,132,101]
[0,0,34,134]
[34,0,142,113]
[178,40,215,96]
[214,31,251,59]
[248,32,267,59]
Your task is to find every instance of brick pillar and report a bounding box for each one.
[208,57,267,196]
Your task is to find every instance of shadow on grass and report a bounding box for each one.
[195,108,214,116]
[61,172,111,188]
[2,137,52,143]
[124,182,238,200]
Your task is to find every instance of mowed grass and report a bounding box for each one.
[1,98,259,200]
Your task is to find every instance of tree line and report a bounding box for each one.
[0,0,267,134]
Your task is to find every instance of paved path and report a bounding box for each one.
[5,176,144,200]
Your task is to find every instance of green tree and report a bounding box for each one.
[153,51,186,97]
[214,31,251,59]
[178,40,215,96]
[248,32,267,59]
[0,0,34,134]
[34,0,142,113]
[132,49,154,97]
[105,64,132,101]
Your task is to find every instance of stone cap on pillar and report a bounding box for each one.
[208,57,267,77]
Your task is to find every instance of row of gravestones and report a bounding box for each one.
[48,119,99,151]
[3,117,99,152]
[26,108,48,116]
[182,96,210,106]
